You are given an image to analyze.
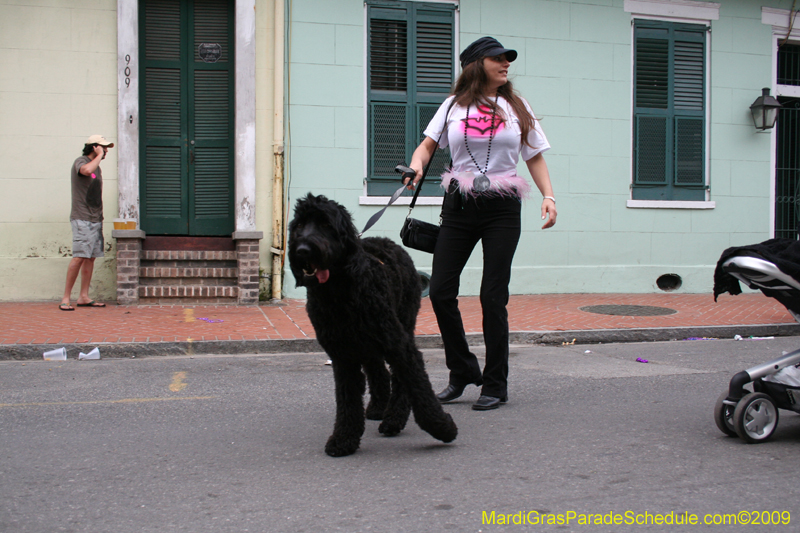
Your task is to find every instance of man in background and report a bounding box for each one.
[59,135,113,310]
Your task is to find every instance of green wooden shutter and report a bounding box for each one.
[413,7,454,183]
[672,34,704,188]
[674,117,703,186]
[141,0,188,234]
[632,21,706,201]
[189,0,234,234]
[370,17,407,92]
[145,1,181,62]
[145,146,182,217]
[635,116,668,185]
[368,7,408,187]
[415,15,453,92]
[635,36,668,110]
[371,102,408,177]
[366,1,454,196]
[140,0,234,235]
[674,39,704,110]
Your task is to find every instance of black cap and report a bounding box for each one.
[459,36,517,68]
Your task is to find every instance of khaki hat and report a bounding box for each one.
[85,135,114,148]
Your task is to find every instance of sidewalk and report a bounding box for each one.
[2,293,800,359]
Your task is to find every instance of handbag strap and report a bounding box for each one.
[359,97,457,237]
[408,97,457,214]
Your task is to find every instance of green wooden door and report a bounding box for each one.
[139,0,235,236]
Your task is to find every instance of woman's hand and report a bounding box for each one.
[526,153,557,229]
[541,198,557,229]
[403,165,424,191]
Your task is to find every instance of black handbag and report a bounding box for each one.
[400,217,439,253]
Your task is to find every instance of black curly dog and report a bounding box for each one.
[288,194,458,457]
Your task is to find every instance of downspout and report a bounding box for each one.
[271,0,286,301]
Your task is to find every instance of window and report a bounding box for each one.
[366,0,455,196]
[632,20,707,201]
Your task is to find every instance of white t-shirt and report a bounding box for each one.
[423,95,550,175]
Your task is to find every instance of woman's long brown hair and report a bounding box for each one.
[451,59,538,149]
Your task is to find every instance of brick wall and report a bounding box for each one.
[116,237,142,305]
[236,239,260,304]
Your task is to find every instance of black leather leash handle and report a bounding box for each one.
[359,98,456,237]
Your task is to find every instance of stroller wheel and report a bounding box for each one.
[714,391,737,437]
[733,392,779,443]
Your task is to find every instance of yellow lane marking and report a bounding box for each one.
[0,396,216,408]
[183,308,195,323]
[169,371,188,392]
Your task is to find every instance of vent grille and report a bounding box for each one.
[372,103,407,176]
[675,118,703,185]
[635,116,667,184]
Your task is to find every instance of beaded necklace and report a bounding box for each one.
[463,94,499,192]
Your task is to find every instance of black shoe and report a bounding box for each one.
[437,383,466,403]
[472,395,508,411]
[436,379,483,403]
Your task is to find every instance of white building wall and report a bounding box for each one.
[0,0,277,301]
[0,1,119,301]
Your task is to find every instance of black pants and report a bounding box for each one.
[429,193,521,398]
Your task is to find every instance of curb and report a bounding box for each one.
[3,323,800,361]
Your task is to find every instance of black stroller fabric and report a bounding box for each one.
[713,238,800,302]
[754,379,800,411]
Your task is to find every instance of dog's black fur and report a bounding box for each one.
[288,194,457,457]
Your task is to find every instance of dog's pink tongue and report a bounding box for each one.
[316,269,330,283]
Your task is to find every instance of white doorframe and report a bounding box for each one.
[116,0,257,232]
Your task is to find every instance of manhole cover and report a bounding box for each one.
[579,305,677,316]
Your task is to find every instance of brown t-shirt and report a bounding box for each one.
[70,155,103,222]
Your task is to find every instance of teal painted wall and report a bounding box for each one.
[284,0,781,298]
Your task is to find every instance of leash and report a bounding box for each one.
[358,181,408,237]
[358,98,457,237]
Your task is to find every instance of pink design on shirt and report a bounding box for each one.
[461,104,506,138]
[91,173,97,179]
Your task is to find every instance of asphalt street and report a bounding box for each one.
[2,338,800,532]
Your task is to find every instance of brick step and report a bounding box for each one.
[139,267,238,279]
[138,286,239,299]
[139,279,237,288]
[116,236,262,305]
[142,250,238,261]
[140,260,238,270]
[138,297,240,305]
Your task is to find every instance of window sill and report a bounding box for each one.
[359,196,443,206]
[627,200,715,209]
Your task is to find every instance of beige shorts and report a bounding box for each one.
[71,220,104,258]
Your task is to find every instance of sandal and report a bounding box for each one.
[76,300,106,308]
[59,303,75,311]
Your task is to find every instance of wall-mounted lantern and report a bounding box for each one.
[750,88,782,131]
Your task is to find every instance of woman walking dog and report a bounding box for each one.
[404,37,557,411]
